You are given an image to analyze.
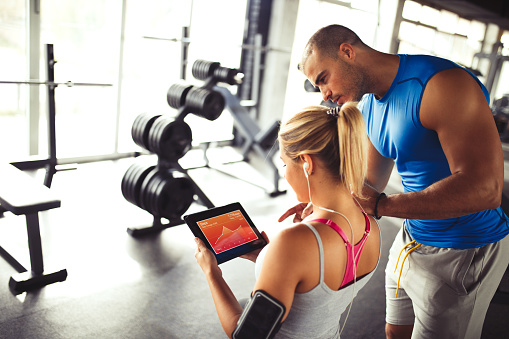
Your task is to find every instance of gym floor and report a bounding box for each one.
[0,145,508,339]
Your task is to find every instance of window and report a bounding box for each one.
[0,2,27,160]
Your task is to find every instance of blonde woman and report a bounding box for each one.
[195,102,381,339]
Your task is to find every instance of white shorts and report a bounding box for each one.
[385,224,509,339]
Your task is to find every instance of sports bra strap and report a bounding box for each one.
[301,223,325,283]
[309,211,371,246]
[308,212,371,288]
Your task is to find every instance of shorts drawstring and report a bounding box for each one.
[393,240,421,298]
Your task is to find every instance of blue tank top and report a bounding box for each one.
[359,54,509,248]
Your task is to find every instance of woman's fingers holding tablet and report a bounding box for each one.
[240,231,270,262]
[261,230,270,243]
[195,238,220,275]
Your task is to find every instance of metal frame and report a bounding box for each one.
[7,44,115,187]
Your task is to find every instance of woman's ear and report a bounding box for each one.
[300,154,314,175]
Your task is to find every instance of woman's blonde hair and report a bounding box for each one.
[278,102,367,197]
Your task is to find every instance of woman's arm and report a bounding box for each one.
[251,225,312,321]
[195,225,311,337]
[195,238,243,337]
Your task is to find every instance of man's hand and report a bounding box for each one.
[278,202,313,223]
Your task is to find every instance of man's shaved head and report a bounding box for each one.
[299,25,364,72]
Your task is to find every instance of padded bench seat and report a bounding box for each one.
[0,163,61,214]
[0,163,67,293]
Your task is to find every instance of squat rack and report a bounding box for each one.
[3,44,112,188]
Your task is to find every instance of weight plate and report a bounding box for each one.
[138,168,159,211]
[158,120,193,161]
[192,60,219,80]
[185,87,225,121]
[155,169,195,219]
[131,164,155,207]
[167,83,193,109]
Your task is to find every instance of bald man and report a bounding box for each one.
[285,24,509,339]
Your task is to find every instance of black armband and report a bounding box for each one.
[232,290,285,339]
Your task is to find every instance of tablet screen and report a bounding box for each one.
[184,202,267,264]
[197,209,259,254]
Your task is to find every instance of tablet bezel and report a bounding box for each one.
[184,202,267,264]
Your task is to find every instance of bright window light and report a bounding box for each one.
[399,21,417,42]
[420,6,440,27]
[456,18,471,36]
[468,20,486,42]
[402,0,421,22]
[500,31,509,46]
[415,25,435,50]
[438,10,458,34]
[351,0,377,13]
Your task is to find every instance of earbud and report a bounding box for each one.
[303,163,309,178]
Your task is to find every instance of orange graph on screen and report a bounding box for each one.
[197,210,258,254]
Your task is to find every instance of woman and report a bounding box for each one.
[195,102,381,338]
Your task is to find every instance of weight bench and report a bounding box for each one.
[0,163,67,293]
[214,86,286,197]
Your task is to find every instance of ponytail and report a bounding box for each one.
[278,102,367,197]
[337,102,367,197]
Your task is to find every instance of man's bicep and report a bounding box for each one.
[421,69,502,177]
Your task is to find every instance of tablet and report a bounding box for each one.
[184,202,267,264]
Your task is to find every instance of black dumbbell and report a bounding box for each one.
[147,116,193,161]
[121,163,156,208]
[184,87,225,121]
[192,59,243,85]
[167,83,225,121]
[139,168,195,219]
[131,113,161,150]
[167,83,193,110]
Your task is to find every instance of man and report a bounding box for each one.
[281,24,509,339]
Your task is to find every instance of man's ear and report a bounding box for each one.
[339,42,355,60]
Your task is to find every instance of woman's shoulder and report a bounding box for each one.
[275,222,316,243]
[266,223,319,260]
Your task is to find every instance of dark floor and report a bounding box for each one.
[0,145,508,339]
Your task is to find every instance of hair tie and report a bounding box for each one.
[326,106,341,117]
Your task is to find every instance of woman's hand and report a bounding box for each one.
[240,231,270,263]
[195,237,221,277]
[278,202,313,223]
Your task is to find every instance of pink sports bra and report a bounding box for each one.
[309,212,371,289]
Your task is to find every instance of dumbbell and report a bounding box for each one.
[192,59,244,85]
[167,83,225,121]
[121,163,156,208]
[147,115,193,161]
[131,113,161,151]
[122,165,195,220]
[138,167,195,219]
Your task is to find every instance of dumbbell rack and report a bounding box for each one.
[122,61,235,237]
[170,60,286,197]
[122,111,216,237]
[122,59,284,236]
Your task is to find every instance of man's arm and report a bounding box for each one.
[356,139,394,217]
[377,68,503,220]
[365,138,395,193]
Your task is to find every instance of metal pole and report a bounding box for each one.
[181,26,190,80]
[27,0,41,156]
[389,0,405,54]
[114,0,128,154]
[44,44,57,188]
